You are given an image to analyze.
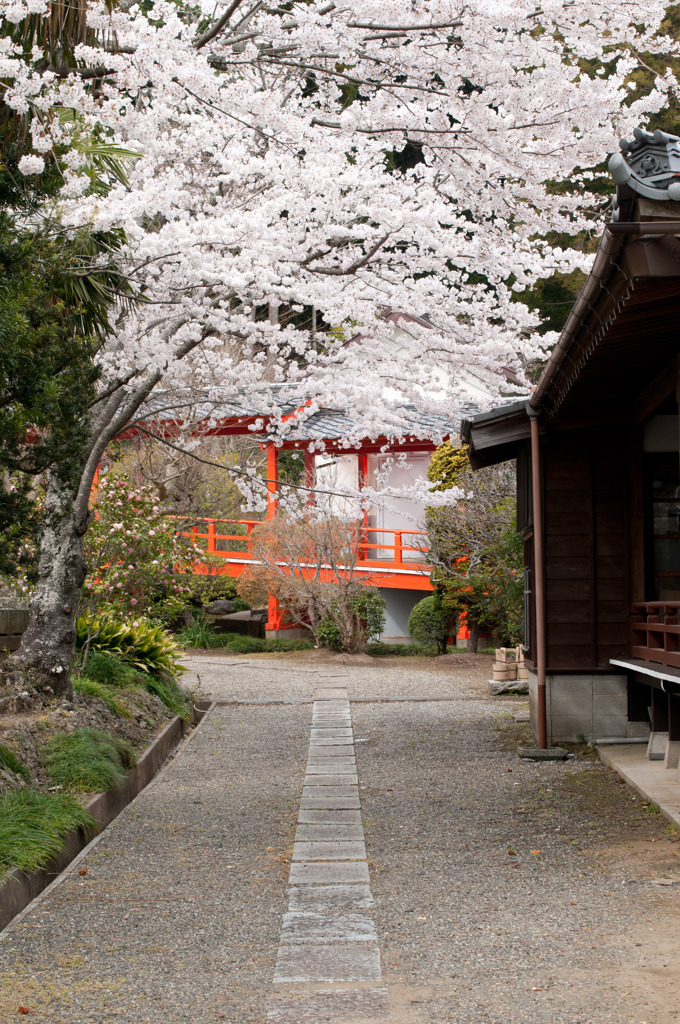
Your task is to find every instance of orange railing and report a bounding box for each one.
[631,601,680,670]
[179,517,429,573]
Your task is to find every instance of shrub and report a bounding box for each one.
[0,790,96,873]
[315,615,342,649]
[83,473,203,623]
[0,744,29,781]
[176,616,224,649]
[77,616,185,679]
[72,677,133,719]
[43,729,137,793]
[366,641,437,657]
[316,588,386,651]
[225,634,266,654]
[178,574,239,607]
[145,675,192,721]
[408,596,451,655]
[264,636,314,652]
[83,650,144,689]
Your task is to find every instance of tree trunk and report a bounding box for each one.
[13,472,89,697]
[467,616,480,654]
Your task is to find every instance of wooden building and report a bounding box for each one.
[463,128,680,763]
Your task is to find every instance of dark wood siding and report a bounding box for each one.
[542,427,628,671]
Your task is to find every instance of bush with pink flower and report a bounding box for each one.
[82,473,202,624]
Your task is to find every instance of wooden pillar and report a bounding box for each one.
[304,449,315,506]
[529,409,548,749]
[648,686,670,761]
[666,690,680,768]
[266,443,278,520]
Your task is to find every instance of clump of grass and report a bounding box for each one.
[83,650,143,688]
[176,616,227,649]
[366,641,437,657]
[263,636,313,652]
[43,729,137,793]
[145,675,192,721]
[0,790,96,873]
[73,677,133,719]
[0,744,30,781]
[224,634,266,654]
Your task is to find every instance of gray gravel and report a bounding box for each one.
[1,656,678,1023]
[353,699,679,1023]
[182,650,494,703]
[0,705,309,1024]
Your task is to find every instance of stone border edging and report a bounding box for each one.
[0,697,214,932]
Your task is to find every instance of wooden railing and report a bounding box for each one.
[631,602,680,669]
[179,517,429,573]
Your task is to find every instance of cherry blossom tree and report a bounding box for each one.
[2,0,679,691]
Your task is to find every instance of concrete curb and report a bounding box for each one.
[0,698,214,932]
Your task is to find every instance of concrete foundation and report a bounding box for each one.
[266,628,310,641]
[529,671,629,745]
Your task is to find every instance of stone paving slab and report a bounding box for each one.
[292,840,366,861]
[289,860,370,884]
[304,773,358,786]
[308,736,353,746]
[302,785,358,798]
[295,824,365,841]
[273,941,381,983]
[310,729,353,738]
[267,987,389,1024]
[297,809,363,824]
[287,884,374,914]
[280,911,376,943]
[307,749,355,759]
[304,761,356,773]
[300,795,361,809]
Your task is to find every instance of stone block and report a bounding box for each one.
[592,715,629,739]
[296,824,364,841]
[550,690,593,717]
[287,884,374,914]
[292,840,366,861]
[310,729,354,738]
[548,671,593,696]
[267,986,389,1024]
[289,861,370,885]
[665,740,680,770]
[309,737,354,747]
[549,715,593,743]
[307,762,355,774]
[280,911,376,944]
[627,721,651,739]
[300,796,361,810]
[592,674,628,697]
[302,786,359,799]
[304,774,358,787]
[592,691,628,717]
[298,810,362,825]
[273,941,381,983]
[648,731,669,761]
[308,745,355,757]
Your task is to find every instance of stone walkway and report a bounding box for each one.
[2,654,680,1023]
[269,686,387,1023]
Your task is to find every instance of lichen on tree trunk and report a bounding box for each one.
[13,472,90,697]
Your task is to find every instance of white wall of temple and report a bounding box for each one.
[379,588,427,640]
[366,452,430,561]
[313,453,360,518]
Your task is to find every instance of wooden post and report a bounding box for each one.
[207,521,217,554]
[266,443,278,520]
[529,408,548,749]
[304,449,315,506]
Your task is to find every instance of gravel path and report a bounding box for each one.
[1,654,679,1023]
[0,704,310,1023]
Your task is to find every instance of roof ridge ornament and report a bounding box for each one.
[609,127,680,215]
